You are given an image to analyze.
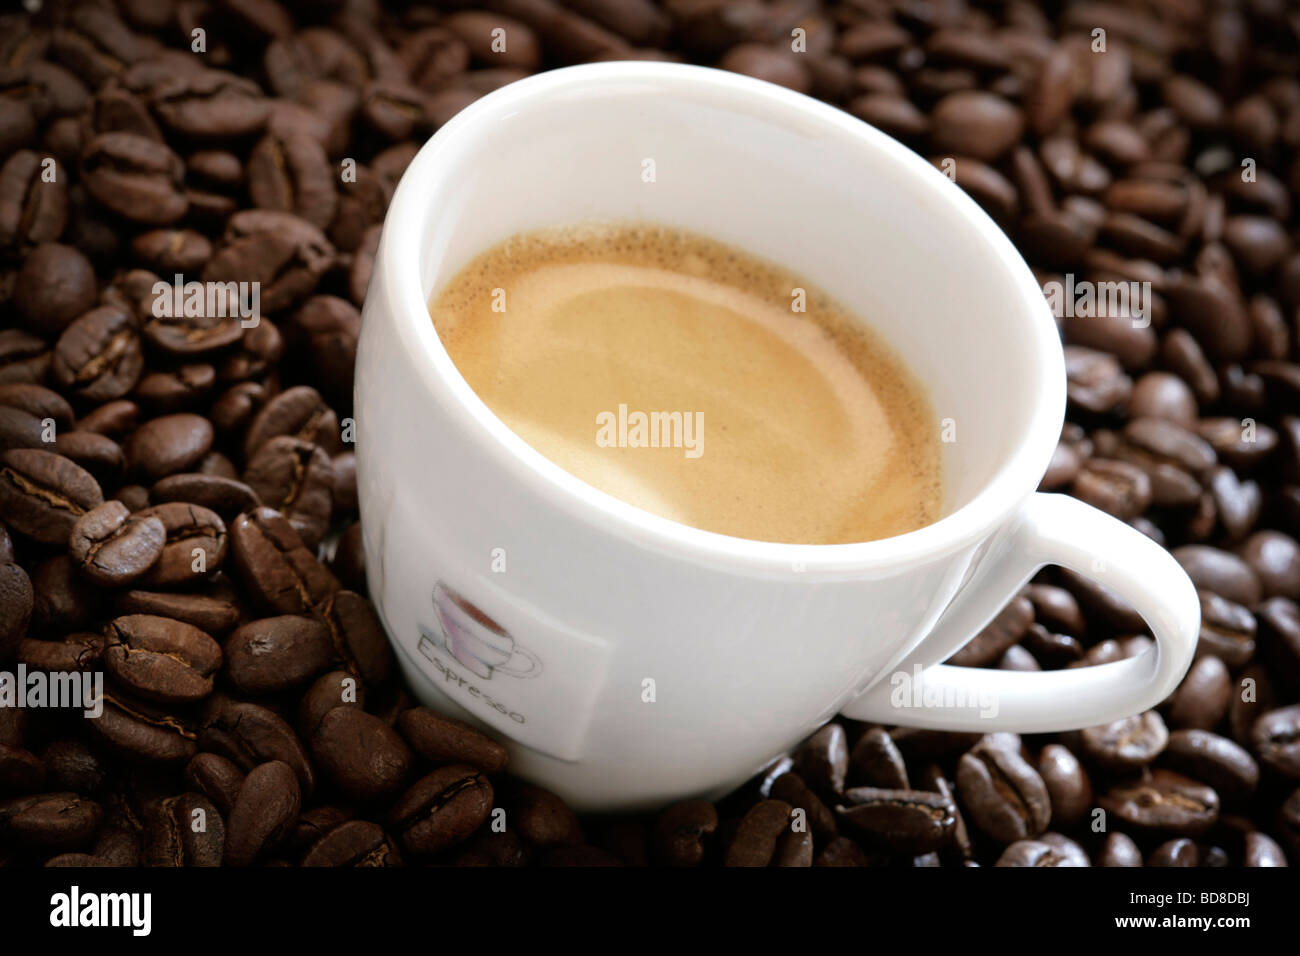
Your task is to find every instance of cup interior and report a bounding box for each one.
[385,63,1065,561]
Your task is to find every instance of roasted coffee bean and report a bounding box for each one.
[1237,531,1300,600]
[1079,711,1169,771]
[1098,831,1144,867]
[1197,590,1256,668]
[230,507,339,615]
[1173,545,1262,607]
[1258,597,1300,692]
[224,615,334,694]
[724,799,797,867]
[769,771,837,841]
[127,415,214,482]
[794,723,848,796]
[836,786,956,855]
[296,670,365,738]
[1100,770,1220,837]
[17,632,103,673]
[0,559,33,662]
[1252,706,1300,780]
[200,696,314,795]
[67,500,162,587]
[225,760,301,867]
[1164,730,1259,801]
[848,727,909,790]
[1147,837,1199,867]
[51,306,142,403]
[956,738,1051,844]
[14,243,97,338]
[242,386,339,460]
[149,473,260,519]
[104,614,222,704]
[1244,831,1288,867]
[87,689,198,764]
[395,707,508,773]
[80,132,186,225]
[317,589,392,686]
[184,753,244,817]
[0,792,101,851]
[242,436,333,550]
[1166,654,1231,731]
[996,834,1090,867]
[389,765,493,856]
[948,593,1034,666]
[114,588,240,635]
[651,799,717,867]
[144,792,224,867]
[1037,744,1092,829]
[247,132,336,230]
[134,502,227,588]
[1071,458,1152,520]
[301,820,401,867]
[309,707,412,804]
[42,739,107,796]
[0,448,103,545]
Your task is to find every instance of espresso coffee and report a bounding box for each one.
[430,223,942,544]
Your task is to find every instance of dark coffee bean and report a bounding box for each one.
[651,799,717,867]
[1026,584,1087,636]
[17,632,103,673]
[1172,545,1262,607]
[51,306,142,403]
[1237,531,1300,600]
[140,305,245,359]
[317,589,392,686]
[68,500,163,587]
[224,615,333,694]
[956,737,1051,844]
[389,765,493,856]
[0,744,45,794]
[0,448,103,545]
[127,414,214,482]
[1164,729,1259,801]
[88,688,198,764]
[1252,705,1300,780]
[1244,831,1288,867]
[144,792,224,867]
[996,834,1090,867]
[949,593,1034,666]
[242,385,340,460]
[14,243,97,338]
[80,132,187,225]
[1148,837,1199,867]
[301,820,401,867]
[199,696,314,795]
[0,792,101,851]
[204,211,334,315]
[296,670,365,739]
[53,430,124,489]
[310,708,412,803]
[1065,349,1131,417]
[724,799,797,867]
[230,507,339,615]
[134,501,227,588]
[148,69,269,139]
[329,520,366,594]
[1166,654,1231,731]
[1197,417,1276,472]
[930,91,1024,161]
[452,828,532,867]
[129,228,211,274]
[395,707,508,773]
[0,559,33,662]
[769,771,837,841]
[1037,743,1092,829]
[794,723,848,797]
[1079,711,1169,771]
[1207,467,1261,543]
[114,587,240,634]
[836,786,956,854]
[1071,458,1152,520]
[242,436,333,550]
[1099,770,1219,837]
[0,150,68,251]
[814,835,873,867]
[104,614,221,704]
[149,473,260,519]
[42,739,108,795]
[247,132,336,230]
[1129,372,1198,427]
[224,760,300,867]
[1196,590,1256,668]
[848,726,909,790]
[184,753,244,817]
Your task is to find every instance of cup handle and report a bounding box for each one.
[497,645,542,679]
[840,493,1200,732]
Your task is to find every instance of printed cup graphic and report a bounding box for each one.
[424,582,542,680]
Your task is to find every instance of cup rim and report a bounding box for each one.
[379,61,1065,572]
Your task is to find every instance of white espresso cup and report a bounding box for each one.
[355,62,1201,812]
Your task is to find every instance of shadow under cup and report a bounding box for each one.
[403,65,1061,528]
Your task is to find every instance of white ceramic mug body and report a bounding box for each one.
[356,62,1199,812]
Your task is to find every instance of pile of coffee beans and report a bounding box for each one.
[2,0,1300,867]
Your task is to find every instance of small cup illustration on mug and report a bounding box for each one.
[419,582,542,681]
